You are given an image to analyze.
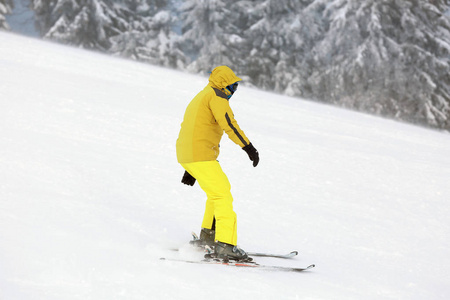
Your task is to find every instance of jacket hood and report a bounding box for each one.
[208,66,242,90]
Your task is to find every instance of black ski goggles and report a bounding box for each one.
[226,82,239,94]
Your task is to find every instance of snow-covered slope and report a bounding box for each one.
[1,32,450,299]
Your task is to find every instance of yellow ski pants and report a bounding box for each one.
[181,161,237,246]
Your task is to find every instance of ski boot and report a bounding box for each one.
[189,228,215,248]
[213,241,250,262]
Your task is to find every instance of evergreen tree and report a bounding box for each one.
[232,0,450,129]
[179,0,248,73]
[0,0,13,30]
[279,0,323,96]
[298,0,450,129]
[109,0,186,68]
[240,0,280,90]
[242,0,315,92]
[32,0,130,50]
[32,0,185,68]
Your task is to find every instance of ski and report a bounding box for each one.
[159,257,315,273]
[170,247,298,259]
[173,232,299,259]
[247,250,298,259]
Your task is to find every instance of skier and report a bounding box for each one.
[176,66,259,261]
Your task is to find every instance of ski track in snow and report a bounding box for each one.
[1,32,450,300]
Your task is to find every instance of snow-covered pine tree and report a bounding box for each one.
[32,0,185,68]
[257,0,321,94]
[299,0,450,129]
[32,0,130,50]
[278,0,324,96]
[0,0,13,30]
[388,0,450,128]
[109,0,186,69]
[239,0,298,91]
[239,0,278,90]
[179,0,248,73]
[218,0,260,77]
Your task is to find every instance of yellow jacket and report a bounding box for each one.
[176,66,250,163]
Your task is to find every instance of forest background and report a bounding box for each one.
[2,0,450,130]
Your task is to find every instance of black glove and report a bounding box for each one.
[181,170,196,186]
[242,143,259,167]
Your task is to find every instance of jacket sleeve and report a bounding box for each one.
[210,95,250,148]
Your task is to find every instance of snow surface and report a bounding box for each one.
[1,32,450,299]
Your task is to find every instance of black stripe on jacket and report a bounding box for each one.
[225,112,248,147]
